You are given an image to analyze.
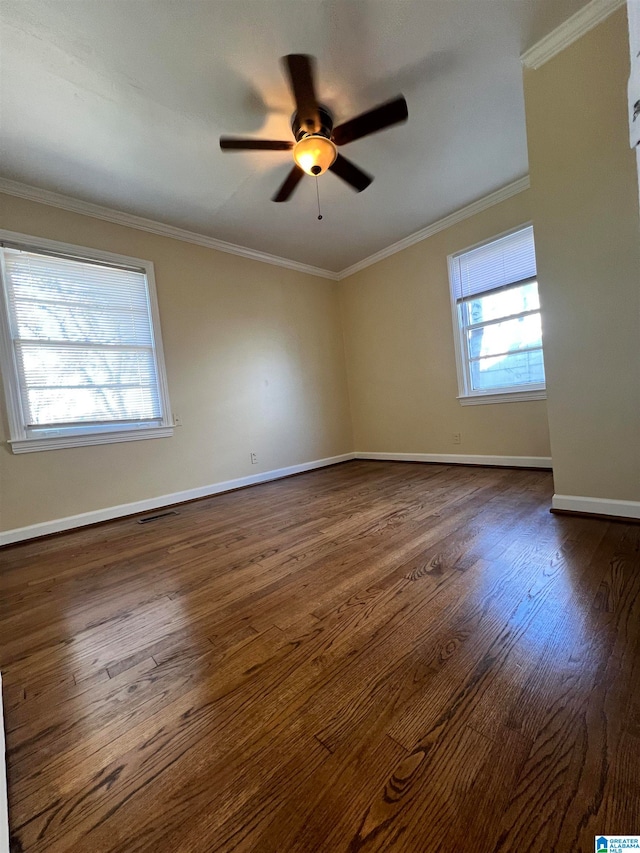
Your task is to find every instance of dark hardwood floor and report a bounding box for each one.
[1,460,639,852]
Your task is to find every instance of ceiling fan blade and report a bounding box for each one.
[332,96,408,146]
[329,154,373,193]
[282,54,320,134]
[220,137,293,151]
[272,165,304,202]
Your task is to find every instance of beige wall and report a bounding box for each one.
[0,194,353,533]
[339,189,552,458]
[524,8,640,502]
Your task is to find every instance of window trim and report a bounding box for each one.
[447,223,547,405]
[0,229,173,453]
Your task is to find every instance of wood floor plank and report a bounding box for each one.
[1,460,638,853]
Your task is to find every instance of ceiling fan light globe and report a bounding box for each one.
[293,135,337,176]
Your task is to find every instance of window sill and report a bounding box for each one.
[9,425,174,453]
[458,388,547,406]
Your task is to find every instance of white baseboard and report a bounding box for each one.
[0,453,355,546]
[355,451,553,469]
[552,494,640,520]
[0,451,562,546]
[0,674,9,853]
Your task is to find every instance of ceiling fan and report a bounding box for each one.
[220,54,408,202]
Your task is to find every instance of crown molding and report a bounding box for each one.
[521,0,626,69]
[335,176,530,280]
[0,177,339,281]
[0,174,531,283]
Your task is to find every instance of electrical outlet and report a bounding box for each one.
[173,414,182,427]
[250,452,258,464]
[453,432,461,445]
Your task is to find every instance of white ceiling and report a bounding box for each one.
[0,0,588,273]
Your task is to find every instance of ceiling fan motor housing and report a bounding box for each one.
[292,105,334,142]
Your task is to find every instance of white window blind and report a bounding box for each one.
[447,226,546,403]
[0,236,172,451]
[450,225,537,301]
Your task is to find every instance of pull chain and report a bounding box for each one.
[315,177,323,220]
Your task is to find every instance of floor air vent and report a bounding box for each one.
[137,510,179,524]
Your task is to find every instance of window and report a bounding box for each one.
[448,225,546,405]
[0,231,172,452]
